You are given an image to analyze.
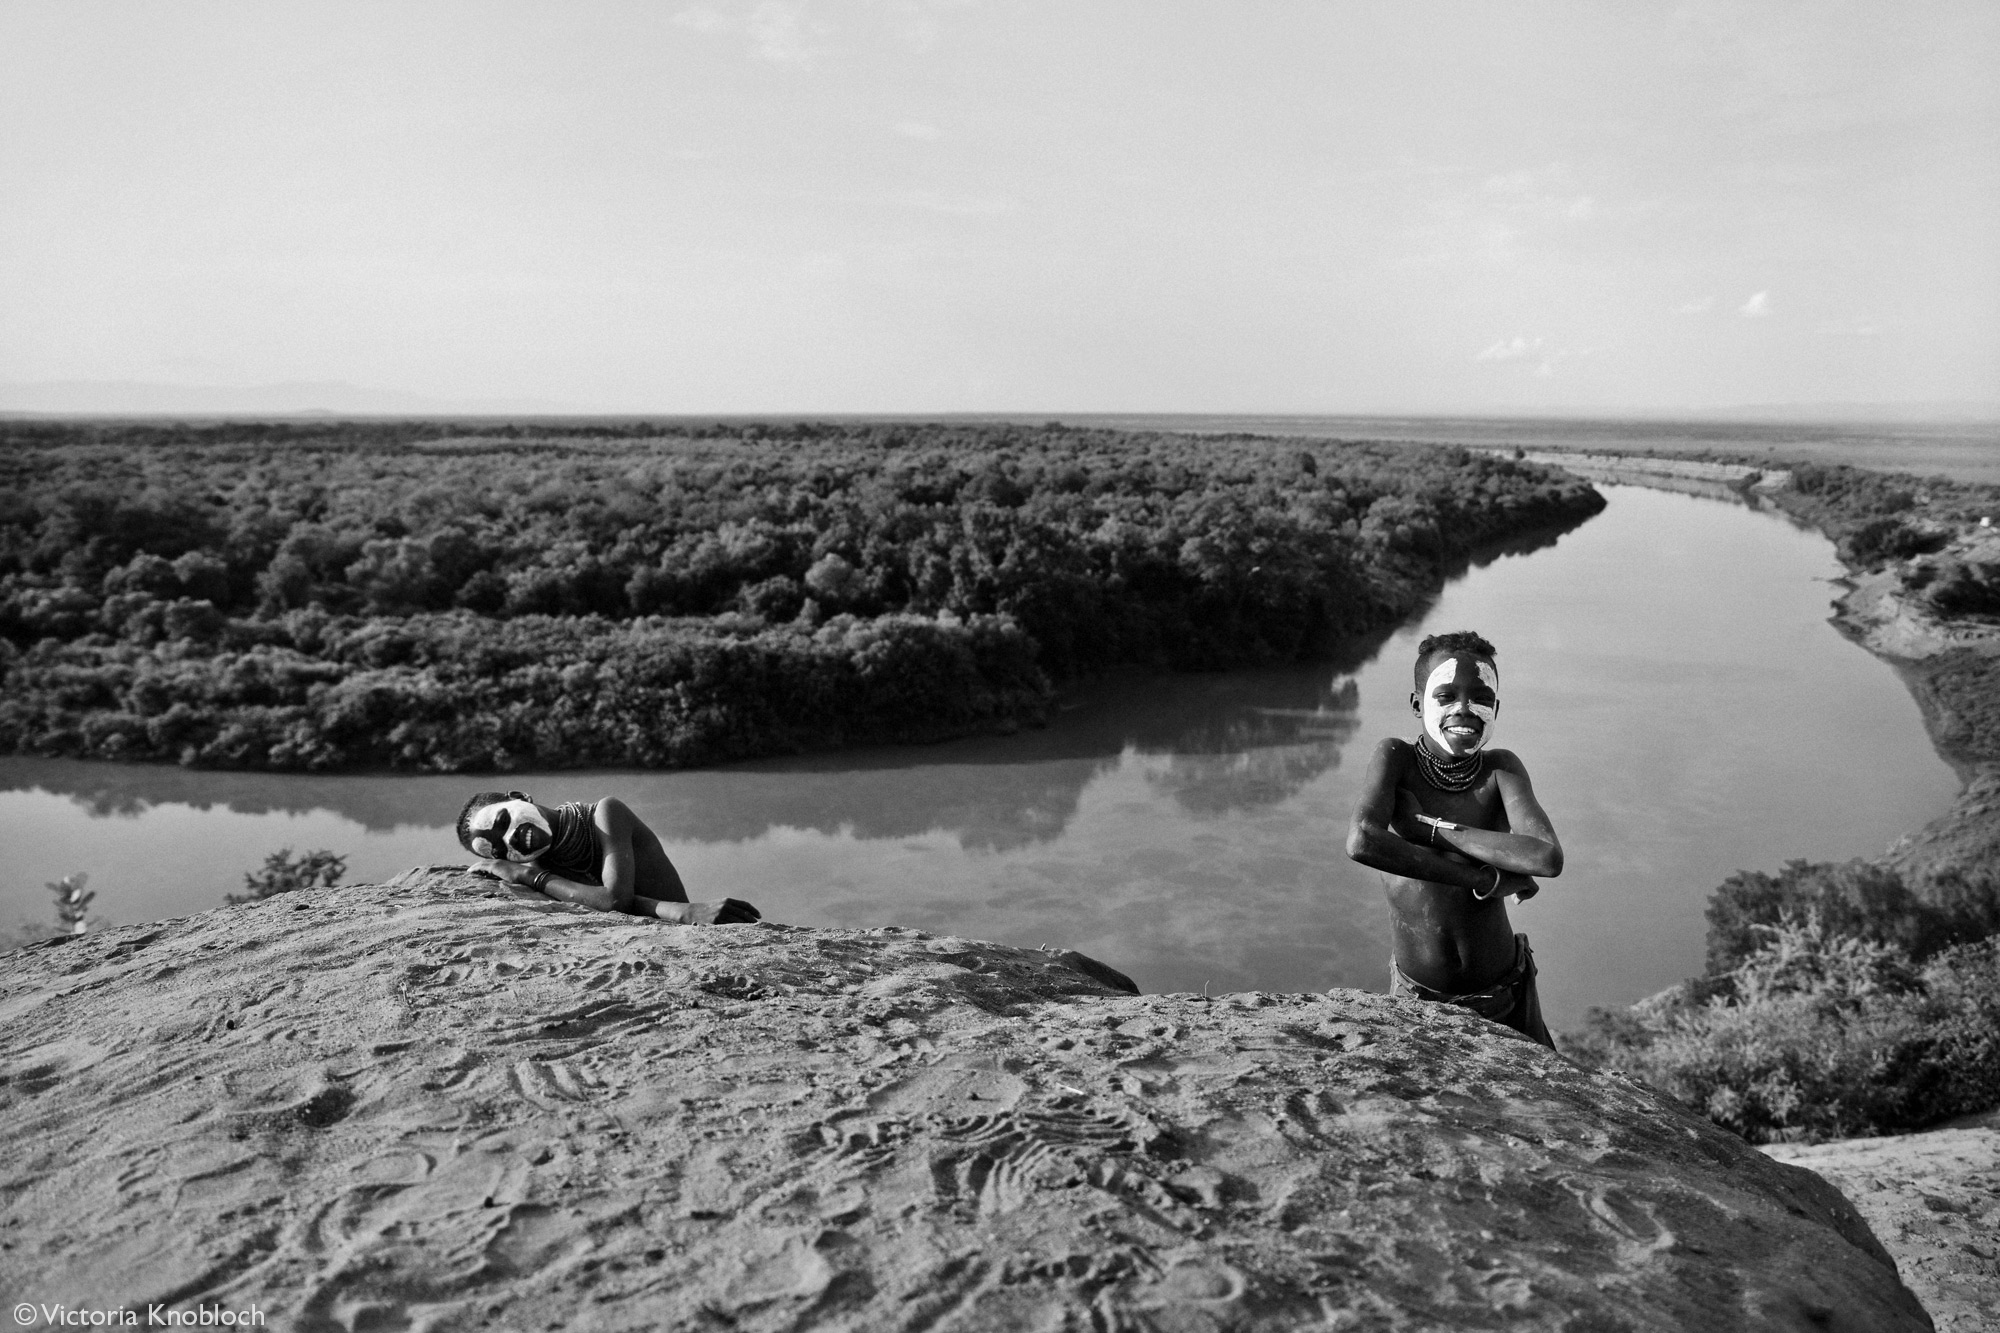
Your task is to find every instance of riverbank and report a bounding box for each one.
[1554,447,2000,964]
[1508,442,2000,803]
[1496,449,1790,503]
[0,867,1933,1330]
[1501,444,2000,954]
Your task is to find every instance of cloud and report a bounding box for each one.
[673,2,825,66]
[672,0,964,66]
[1739,290,1772,317]
[1476,337,1543,362]
[1400,164,1605,267]
[1477,337,1588,379]
[894,189,1016,216]
[1483,169,1595,223]
[1676,296,1716,315]
[673,5,729,33]
[894,121,943,141]
[748,3,818,64]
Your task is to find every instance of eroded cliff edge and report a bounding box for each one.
[0,869,1930,1331]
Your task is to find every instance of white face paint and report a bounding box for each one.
[1421,655,1498,755]
[468,798,552,863]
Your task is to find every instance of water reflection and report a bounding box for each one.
[0,637,1381,847]
[0,661,1395,1001]
[1144,684,1360,816]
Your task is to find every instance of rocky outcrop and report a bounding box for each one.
[1,870,1931,1331]
[1825,514,2000,883]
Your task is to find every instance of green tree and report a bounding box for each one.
[228,848,347,904]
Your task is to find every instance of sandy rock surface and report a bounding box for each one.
[2,869,1932,1331]
[1763,1123,1998,1333]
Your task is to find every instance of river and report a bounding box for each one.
[0,484,1961,1026]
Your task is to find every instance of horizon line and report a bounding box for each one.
[4,409,1996,428]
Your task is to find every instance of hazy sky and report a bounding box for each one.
[2,1,1995,414]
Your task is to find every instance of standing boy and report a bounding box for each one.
[1344,631,1563,1046]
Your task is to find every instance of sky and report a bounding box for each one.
[1,1,1995,416]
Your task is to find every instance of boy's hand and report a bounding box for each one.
[687,898,761,925]
[471,858,533,887]
[1496,870,1539,901]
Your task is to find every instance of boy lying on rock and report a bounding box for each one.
[457,791,761,925]
[1345,631,1563,1047]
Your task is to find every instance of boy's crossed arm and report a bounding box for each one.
[1396,769,1562,878]
[1345,740,1558,898]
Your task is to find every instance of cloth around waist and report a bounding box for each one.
[1389,933,1535,1021]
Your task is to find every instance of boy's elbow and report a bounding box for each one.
[1538,847,1564,877]
[1344,824,1377,865]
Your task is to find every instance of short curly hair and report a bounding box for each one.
[1413,631,1497,689]
[456,790,529,854]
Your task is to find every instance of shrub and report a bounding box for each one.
[1702,857,1993,973]
[228,848,347,904]
[2,871,95,950]
[1927,560,2000,616]
[1567,915,2000,1143]
[1841,517,1947,569]
[49,871,92,934]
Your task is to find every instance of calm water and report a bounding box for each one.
[0,486,1960,1025]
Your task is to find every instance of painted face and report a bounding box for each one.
[1418,654,1498,755]
[466,799,552,862]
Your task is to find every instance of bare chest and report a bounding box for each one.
[1402,775,1507,832]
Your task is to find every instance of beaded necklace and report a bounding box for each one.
[1412,737,1483,792]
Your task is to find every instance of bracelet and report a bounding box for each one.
[525,867,552,892]
[1417,814,1461,845]
[1471,865,1502,901]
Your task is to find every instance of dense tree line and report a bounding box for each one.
[0,420,1603,771]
